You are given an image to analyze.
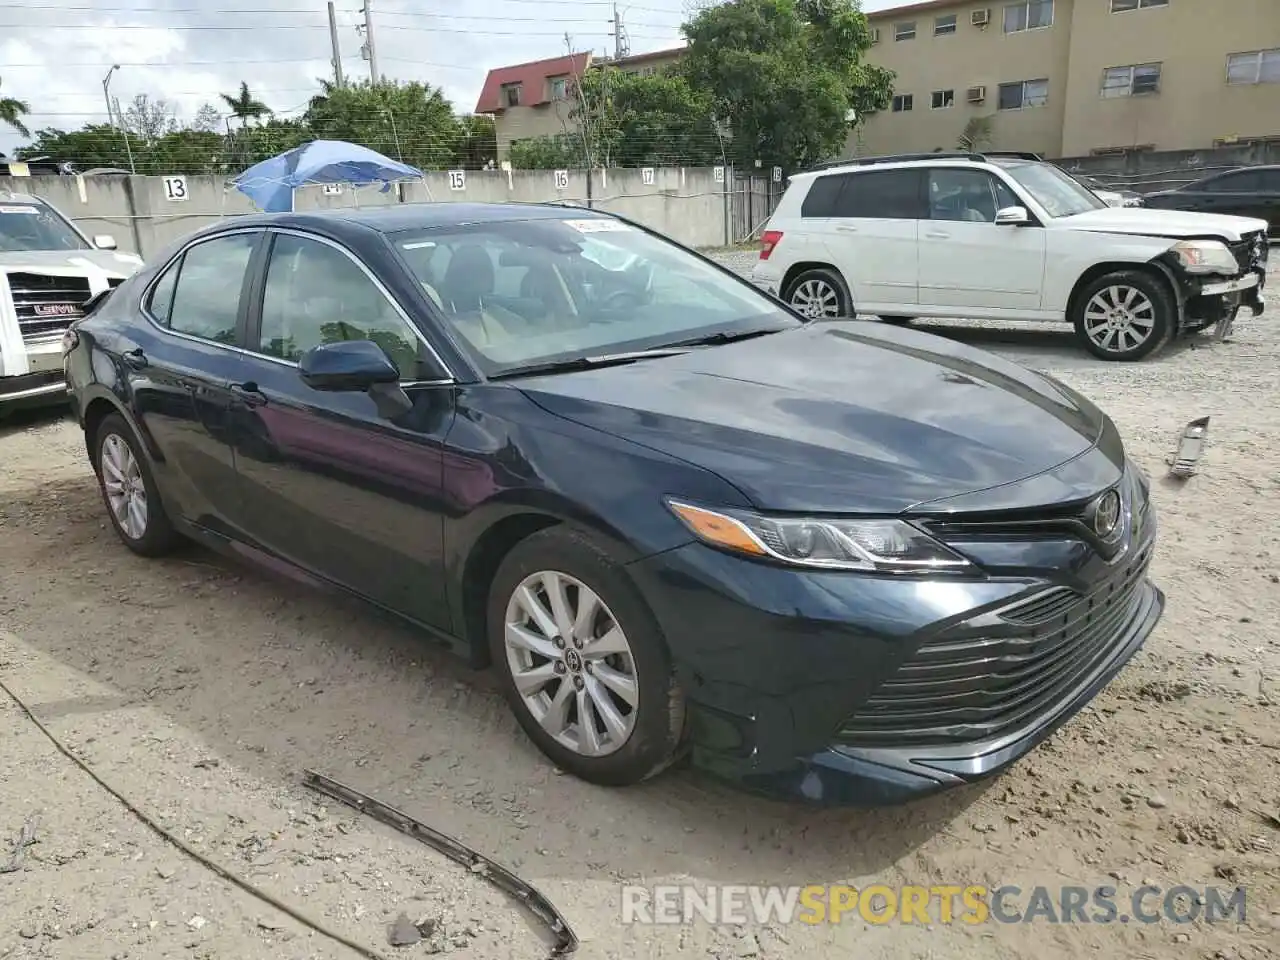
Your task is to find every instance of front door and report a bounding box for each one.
[226,229,456,630]
[126,230,261,536]
[917,167,1047,314]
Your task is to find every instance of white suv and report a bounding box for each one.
[752,153,1269,361]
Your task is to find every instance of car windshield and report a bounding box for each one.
[1001,163,1109,218]
[391,216,800,375]
[0,203,90,251]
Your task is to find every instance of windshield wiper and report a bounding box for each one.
[661,326,789,349]
[488,348,688,380]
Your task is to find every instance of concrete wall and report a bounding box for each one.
[2,166,735,259]
[1057,141,1280,192]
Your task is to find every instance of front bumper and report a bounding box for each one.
[628,503,1162,806]
[0,337,69,408]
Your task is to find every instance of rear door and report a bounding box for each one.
[918,167,1047,313]
[825,168,922,311]
[1181,170,1265,219]
[226,228,457,631]
[128,230,262,535]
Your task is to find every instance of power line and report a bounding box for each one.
[3,0,689,10]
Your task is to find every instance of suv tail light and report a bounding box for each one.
[760,230,783,260]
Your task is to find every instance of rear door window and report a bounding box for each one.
[834,169,924,219]
[163,232,258,344]
[800,175,846,217]
[1201,171,1262,193]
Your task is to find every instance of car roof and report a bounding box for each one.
[794,154,1036,182]
[223,202,610,235]
[0,191,48,205]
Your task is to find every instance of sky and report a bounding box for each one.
[0,0,904,156]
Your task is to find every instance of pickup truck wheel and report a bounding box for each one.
[784,269,851,320]
[1072,270,1174,361]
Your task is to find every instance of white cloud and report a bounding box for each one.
[1,0,903,155]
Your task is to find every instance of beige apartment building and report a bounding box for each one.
[856,0,1280,158]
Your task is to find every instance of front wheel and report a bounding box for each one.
[1071,270,1175,361]
[783,268,852,320]
[487,527,686,786]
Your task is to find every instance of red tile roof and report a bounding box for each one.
[473,52,592,114]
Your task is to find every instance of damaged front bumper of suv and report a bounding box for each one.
[1160,230,1269,339]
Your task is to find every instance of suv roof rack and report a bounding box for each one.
[802,152,991,173]
[982,151,1045,161]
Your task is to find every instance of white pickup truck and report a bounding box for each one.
[0,191,143,415]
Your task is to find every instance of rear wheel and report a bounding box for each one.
[93,413,181,556]
[784,268,851,320]
[487,527,686,786]
[1071,270,1175,361]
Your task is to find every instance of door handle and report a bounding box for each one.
[925,231,951,239]
[229,382,268,408]
[835,225,859,233]
[121,347,148,369]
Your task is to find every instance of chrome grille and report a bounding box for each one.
[836,546,1152,748]
[6,272,92,343]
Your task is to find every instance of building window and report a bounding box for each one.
[892,94,914,112]
[501,83,522,107]
[997,78,1049,110]
[931,89,955,109]
[895,21,917,40]
[1227,49,1280,85]
[548,76,568,100]
[1101,63,1162,97]
[1111,0,1168,10]
[1003,0,1053,33]
[934,14,957,35]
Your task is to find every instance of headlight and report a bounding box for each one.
[666,500,976,574]
[1170,240,1238,275]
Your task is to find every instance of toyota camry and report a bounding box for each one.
[63,203,1163,805]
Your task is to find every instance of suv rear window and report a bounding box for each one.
[800,168,923,219]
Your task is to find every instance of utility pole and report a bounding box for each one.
[609,3,629,59]
[327,1,345,88]
[102,64,119,126]
[359,0,380,84]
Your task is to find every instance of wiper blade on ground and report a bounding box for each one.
[662,326,788,348]
[488,348,688,380]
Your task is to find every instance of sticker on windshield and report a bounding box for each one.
[561,218,632,233]
[0,205,39,215]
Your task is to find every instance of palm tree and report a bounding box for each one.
[0,77,31,138]
[219,81,271,128]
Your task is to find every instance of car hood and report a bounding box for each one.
[0,249,143,278]
[1057,207,1269,241]
[518,322,1107,514]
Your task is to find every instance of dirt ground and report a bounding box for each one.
[2,272,1279,960]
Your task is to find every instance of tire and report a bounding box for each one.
[487,526,686,786]
[92,413,181,557]
[783,268,852,320]
[1071,270,1175,362]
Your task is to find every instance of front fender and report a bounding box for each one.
[1043,230,1177,313]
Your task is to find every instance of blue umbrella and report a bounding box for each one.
[231,139,425,213]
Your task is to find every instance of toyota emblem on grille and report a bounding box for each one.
[1092,490,1122,539]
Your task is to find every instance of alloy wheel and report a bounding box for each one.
[789,279,842,319]
[1083,285,1157,354]
[503,570,639,758]
[100,433,148,540]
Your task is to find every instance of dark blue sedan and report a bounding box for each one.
[63,203,1164,805]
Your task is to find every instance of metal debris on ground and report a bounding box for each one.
[1168,416,1210,478]
[387,913,421,947]
[0,814,39,874]
[302,770,579,957]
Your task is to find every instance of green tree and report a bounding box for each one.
[680,0,893,171]
[220,81,271,128]
[576,67,722,168]
[957,115,995,152]
[455,114,497,168]
[17,125,139,170]
[121,93,179,140]
[508,133,585,170]
[0,76,31,139]
[303,79,461,169]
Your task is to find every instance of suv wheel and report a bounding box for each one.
[784,269,851,320]
[1071,270,1174,361]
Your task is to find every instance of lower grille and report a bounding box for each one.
[6,272,92,343]
[837,547,1152,748]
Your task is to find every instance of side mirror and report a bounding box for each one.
[298,340,400,392]
[995,206,1031,226]
[93,234,118,250]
